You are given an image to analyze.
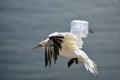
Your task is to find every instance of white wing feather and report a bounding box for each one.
[70,20,89,48]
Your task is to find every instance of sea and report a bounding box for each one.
[0,0,120,80]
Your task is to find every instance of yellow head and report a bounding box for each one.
[38,40,46,48]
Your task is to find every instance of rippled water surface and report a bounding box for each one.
[0,0,120,80]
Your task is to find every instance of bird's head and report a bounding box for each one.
[31,40,46,50]
[39,40,46,48]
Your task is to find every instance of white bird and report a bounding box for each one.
[31,20,98,75]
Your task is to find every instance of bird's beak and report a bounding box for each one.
[31,44,42,51]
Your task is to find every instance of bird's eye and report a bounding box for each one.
[38,44,42,46]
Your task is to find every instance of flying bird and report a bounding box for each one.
[31,20,98,75]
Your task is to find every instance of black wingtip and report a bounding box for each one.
[89,28,93,34]
[45,65,47,67]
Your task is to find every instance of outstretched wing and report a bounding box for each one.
[45,34,64,67]
[70,20,93,48]
[70,20,90,37]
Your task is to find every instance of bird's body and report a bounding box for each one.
[48,32,78,58]
[32,20,98,75]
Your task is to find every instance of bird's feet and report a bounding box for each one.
[68,58,78,68]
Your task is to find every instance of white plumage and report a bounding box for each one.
[71,20,89,49]
[71,20,89,37]
[32,20,98,75]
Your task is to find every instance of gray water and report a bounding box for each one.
[0,0,120,80]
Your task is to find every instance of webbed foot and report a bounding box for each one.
[68,58,78,68]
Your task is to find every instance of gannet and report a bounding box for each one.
[31,20,98,75]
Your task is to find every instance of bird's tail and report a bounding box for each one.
[76,50,98,75]
[84,59,98,75]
